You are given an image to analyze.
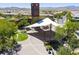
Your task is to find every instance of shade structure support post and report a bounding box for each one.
[43,30,45,42]
[50,24,52,40]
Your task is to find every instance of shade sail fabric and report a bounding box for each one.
[25,18,61,28]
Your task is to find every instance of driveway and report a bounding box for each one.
[17,34,48,55]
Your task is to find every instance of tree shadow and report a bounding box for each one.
[28,27,61,51]
[28,27,55,42]
[49,40,61,50]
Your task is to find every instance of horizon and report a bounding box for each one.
[0,3,79,8]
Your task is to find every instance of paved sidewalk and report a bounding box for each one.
[17,35,48,55]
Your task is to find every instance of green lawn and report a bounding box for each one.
[14,31,28,41]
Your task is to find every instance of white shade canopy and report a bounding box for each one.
[26,18,61,28]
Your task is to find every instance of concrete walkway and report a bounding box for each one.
[17,35,48,55]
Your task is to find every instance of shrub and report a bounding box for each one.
[57,46,72,55]
[17,19,30,29]
[0,19,18,53]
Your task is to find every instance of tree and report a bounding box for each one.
[15,13,23,19]
[0,19,17,54]
[55,11,79,40]
[48,10,53,14]
[54,11,67,19]
[62,11,67,16]
[54,13,62,19]
[55,26,66,41]
[57,46,72,55]
[0,13,3,16]
[55,11,79,53]
[64,12,79,46]
[66,11,73,21]
[17,17,30,29]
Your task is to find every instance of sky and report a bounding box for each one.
[0,3,79,8]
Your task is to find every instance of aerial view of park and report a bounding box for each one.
[0,3,79,55]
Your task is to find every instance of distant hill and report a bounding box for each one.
[0,6,79,15]
[40,6,79,11]
[0,7,30,11]
[0,6,79,11]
